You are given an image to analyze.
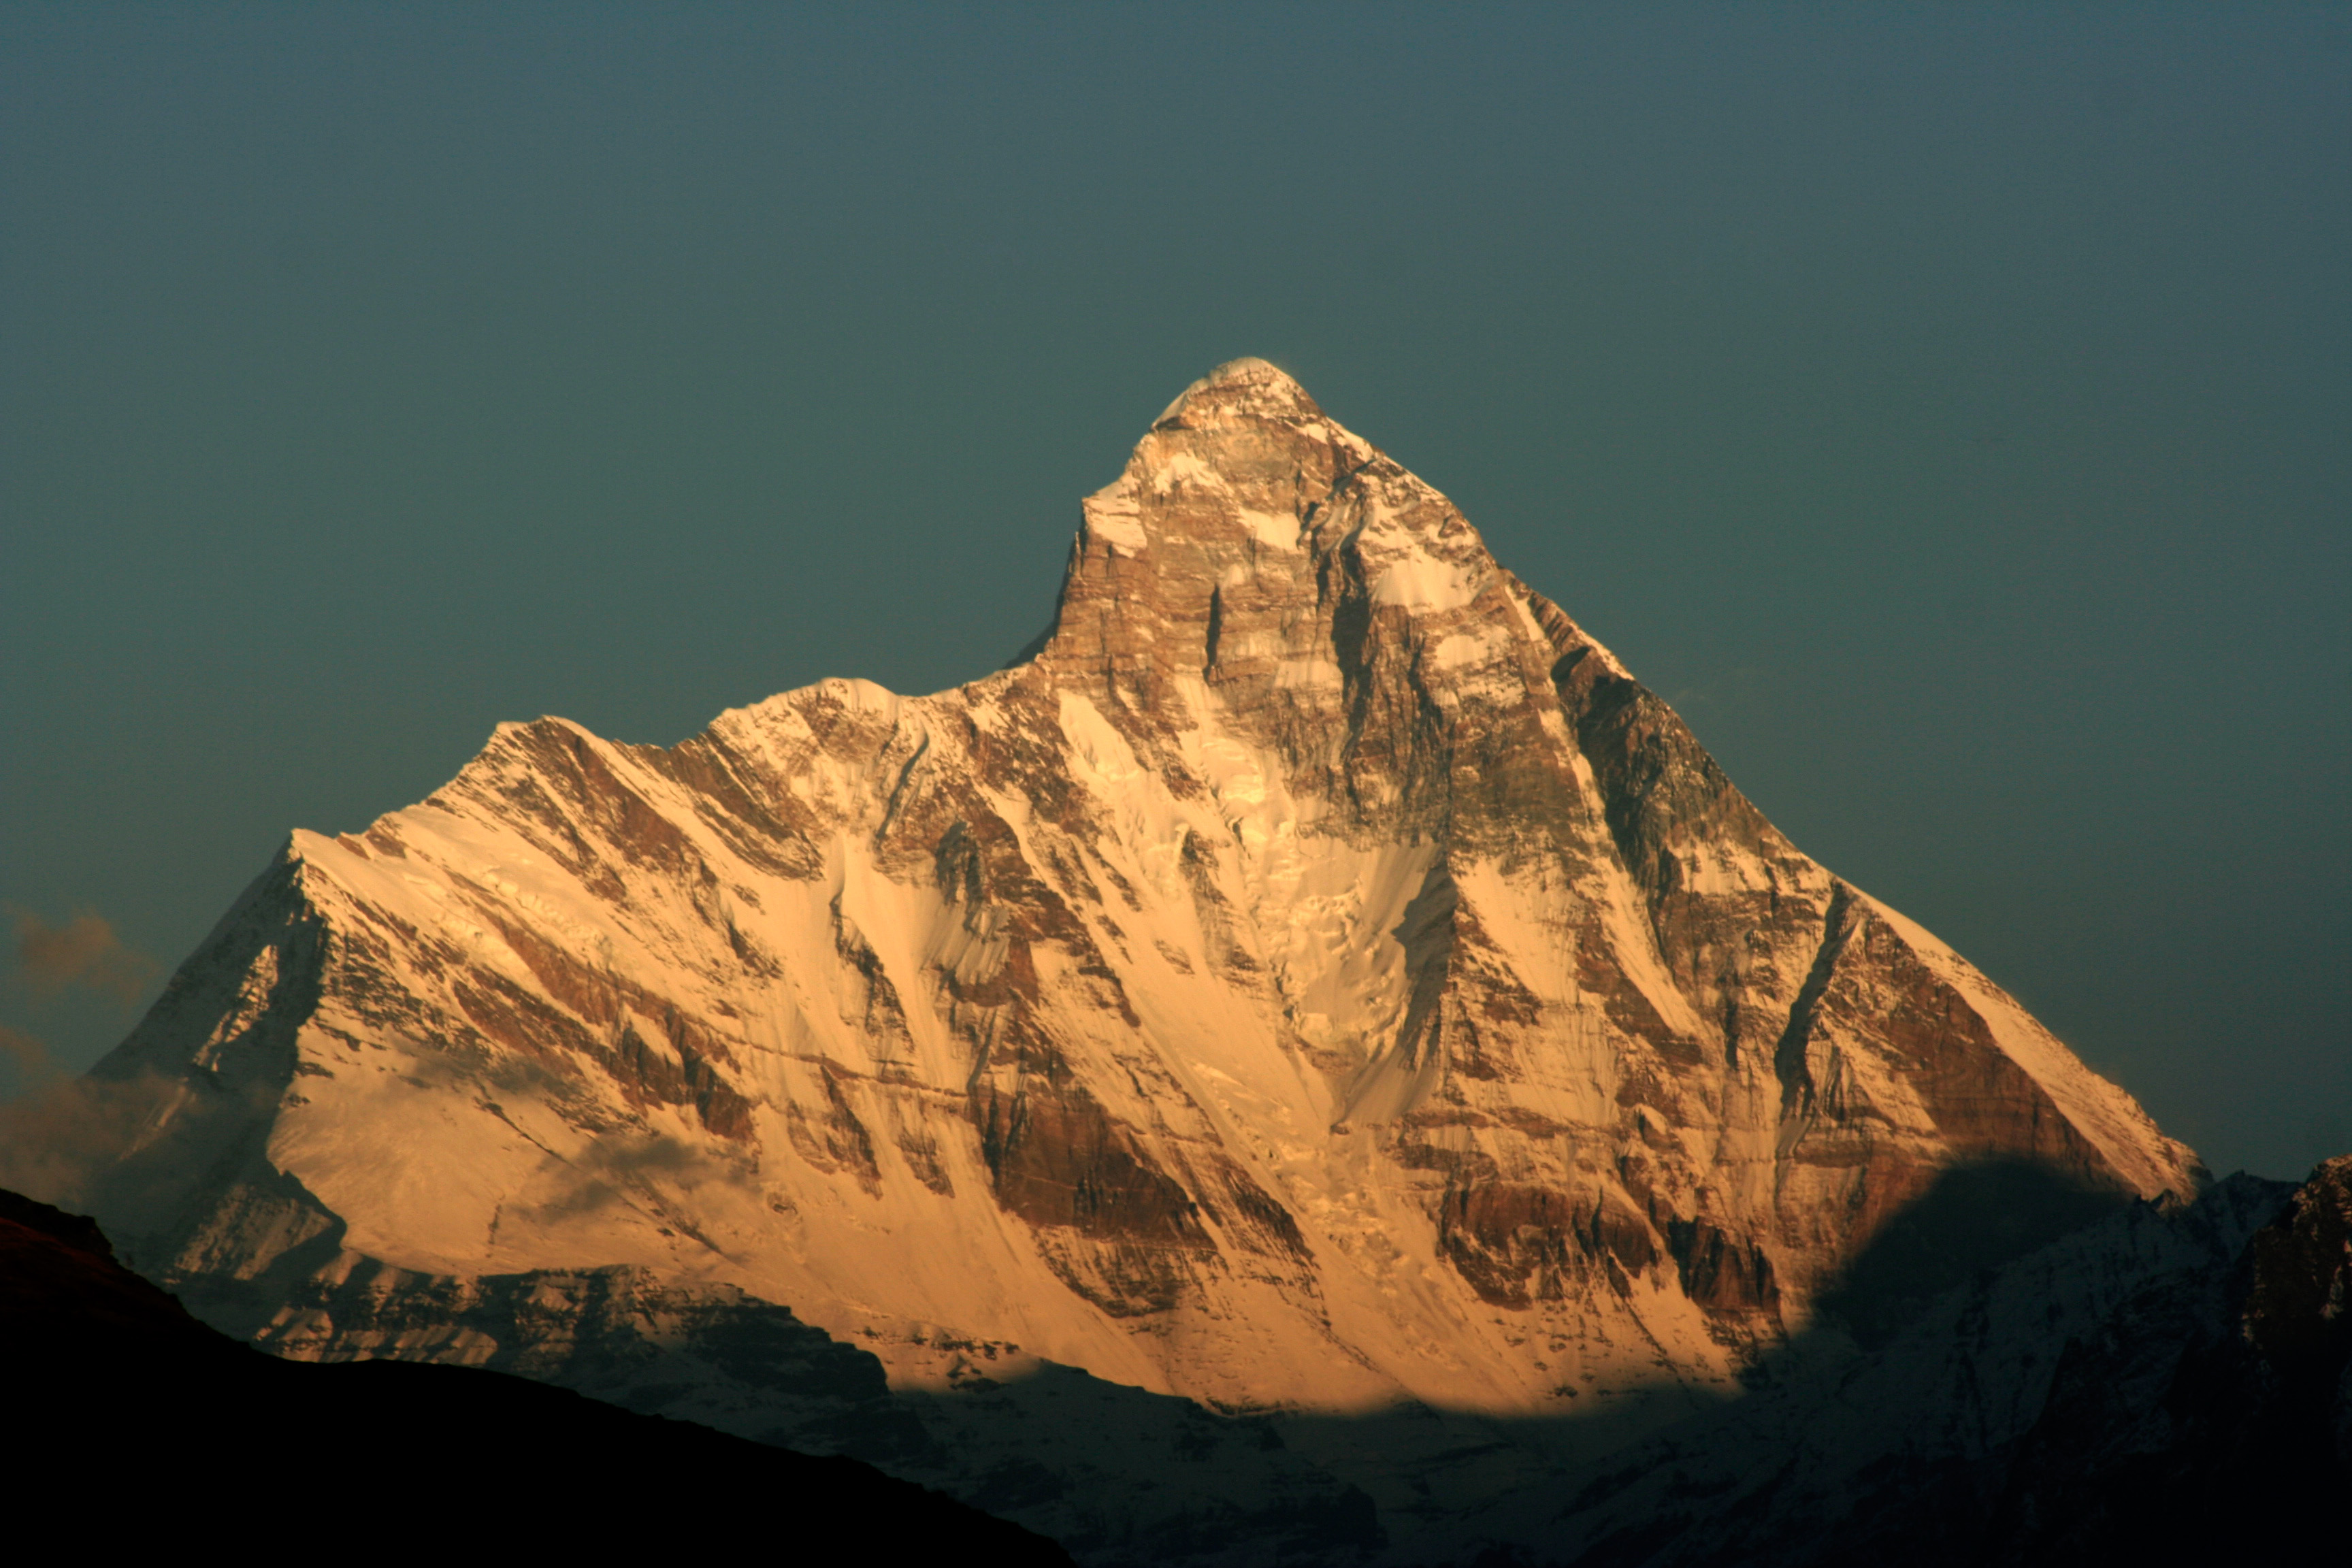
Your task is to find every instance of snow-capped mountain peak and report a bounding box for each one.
[87,359,2200,1439]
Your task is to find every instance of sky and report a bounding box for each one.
[1,4,2345,1180]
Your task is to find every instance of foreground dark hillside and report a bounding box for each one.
[6,1161,2346,1563]
[1,1186,1071,1560]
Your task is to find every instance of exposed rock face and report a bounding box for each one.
[82,360,2200,1448]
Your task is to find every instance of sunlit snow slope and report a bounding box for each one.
[88,359,2201,1417]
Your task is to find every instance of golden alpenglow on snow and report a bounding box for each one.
[79,361,2206,1558]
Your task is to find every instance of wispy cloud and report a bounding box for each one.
[0,1022,57,1082]
[0,1067,180,1212]
[0,910,173,1211]
[526,1129,747,1225]
[7,909,161,1007]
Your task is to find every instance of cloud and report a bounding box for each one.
[0,921,171,1210]
[0,1066,180,1213]
[7,909,162,1007]
[0,1022,52,1071]
[0,1023,59,1094]
[525,1129,747,1225]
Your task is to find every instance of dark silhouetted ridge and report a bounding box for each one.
[3,1188,1072,1561]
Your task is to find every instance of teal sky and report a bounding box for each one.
[2,5,2345,1178]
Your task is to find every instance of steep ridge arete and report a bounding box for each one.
[88,358,2201,1415]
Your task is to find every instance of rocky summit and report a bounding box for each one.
[74,360,2215,1558]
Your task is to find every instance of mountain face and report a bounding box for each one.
[73,359,2212,1552]
[1961,1155,2352,1562]
[1533,1171,2298,1566]
[1538,1158,2350,1567]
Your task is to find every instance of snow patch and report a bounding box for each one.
[1148,451,1220,495]
[1372,553,1488,612]
[1083,486,1147,551]
[1237,508,1303,551]
[1431,627,1509,671]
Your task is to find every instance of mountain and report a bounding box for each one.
[62,358,2217,1558]
[1,1186,1071,1559]
[1969,1154,2351,1561]
[1541,1157,2350,1565]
